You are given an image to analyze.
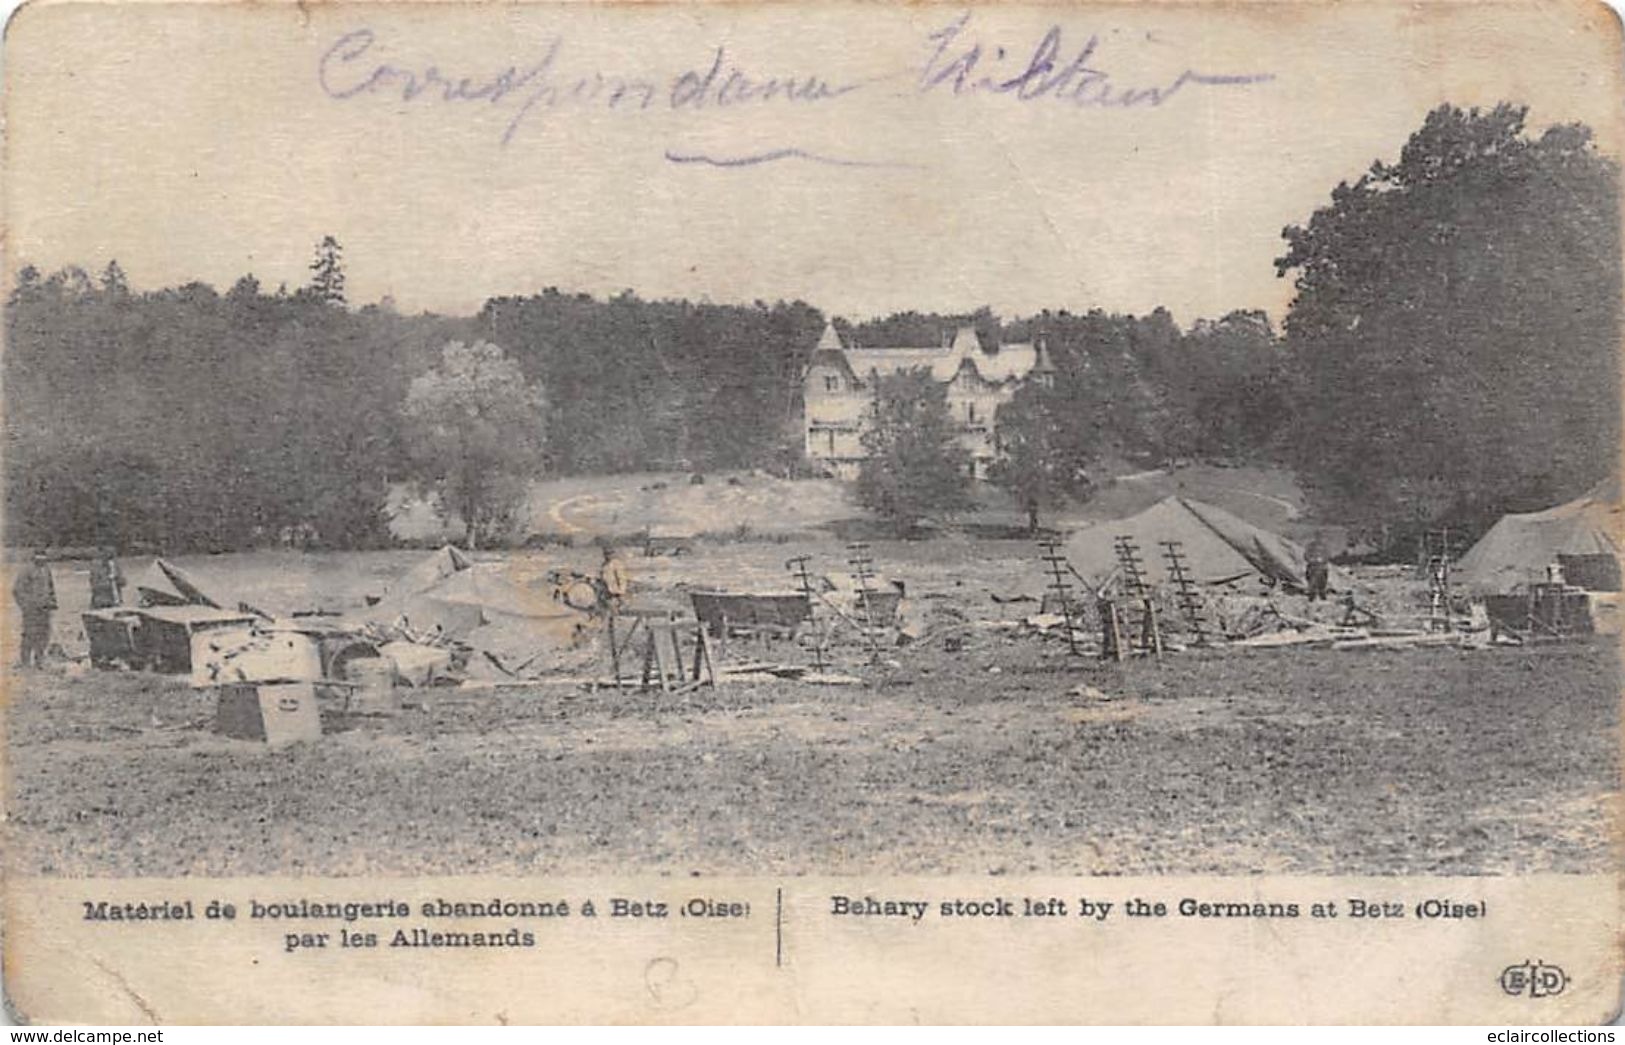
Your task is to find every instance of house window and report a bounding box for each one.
[824,375,841,393]
[826,430,836,455]
[967,402,977,423]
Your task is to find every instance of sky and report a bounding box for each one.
[4,1,1621,327]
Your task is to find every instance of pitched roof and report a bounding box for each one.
[1065,496,1317,590]
[843,346,951,380]
[834,326,1043,385]
[969,342,1039,383]
[815,321,844,353]
[1456,482,1623,592]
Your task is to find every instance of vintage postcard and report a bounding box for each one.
[1,0,1621,1025]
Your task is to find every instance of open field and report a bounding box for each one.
[3,642,1615,877]
[386,463,1314,545]
[4,535,1617,878]
[390,472,861,544]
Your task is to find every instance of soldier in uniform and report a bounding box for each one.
[1304,538,1330,602]
[13,551,57,668]
[89,546,124,609]
[597,544,630,615]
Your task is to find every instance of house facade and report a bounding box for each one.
[803,322,1053,479]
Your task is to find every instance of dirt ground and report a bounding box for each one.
[5,536,1617,876]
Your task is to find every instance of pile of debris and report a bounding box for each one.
[1000,525,1507,659]
[78,546,604,743]
[352,545,598,682]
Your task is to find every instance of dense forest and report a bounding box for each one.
[3,265,1284,551]
[5,104,1617,554]
[478,292,824,474]
[4,263,457,552]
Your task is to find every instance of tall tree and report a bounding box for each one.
[99,260,129,298]
[402,340,546,548]
[479,291,821,474]
[1151,309,1289,462]
[11,264,40,301]
[228,273,261,302]
[854,369,973,532]
[1032,308,1172,466]
[1277,103,1620,541]
[989,382,1097,531]
[307,235,346,306]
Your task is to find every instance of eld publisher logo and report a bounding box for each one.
[1500,960,1568,998]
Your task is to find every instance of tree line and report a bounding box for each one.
[4,258,452,552]
[5,103,1616,554]
[3,262,826,550]
[5,255,1287,552]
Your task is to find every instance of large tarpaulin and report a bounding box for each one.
[384,544,473,600]
[1064,496,1321,591]
[355,546,591,670]
[1456,480,1623,593]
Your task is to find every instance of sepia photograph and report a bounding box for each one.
[1,0,1620,1025]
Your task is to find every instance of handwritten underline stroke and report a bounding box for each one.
[663,148,926,170]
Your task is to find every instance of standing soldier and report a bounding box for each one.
[89,546,124,609]
[13,551,57,668]
[1304,538,1330,602]
[597,543,630,615]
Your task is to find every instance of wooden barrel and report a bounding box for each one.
[345,657,398,715]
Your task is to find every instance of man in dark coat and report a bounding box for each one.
[13,551,57,668]
[89,547,124,609]
[1304,538,1330,602]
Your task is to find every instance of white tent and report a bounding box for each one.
[1456,480,1622,593]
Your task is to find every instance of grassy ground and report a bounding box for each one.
[1056,462,1311,536]
[391,472,861,544]
[385,462,1312,545]
[5,629,1615,877]
[9,522,1615,878]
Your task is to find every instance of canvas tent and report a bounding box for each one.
[1065,496,1322,591]
[357,544,484,635]
[382,544,472,601]
[1455,480,1622,594]
[355,546,592,673]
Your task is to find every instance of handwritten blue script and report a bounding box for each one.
[317,16,1275,165]
[319,29,865,147]
[920,15,1274,105]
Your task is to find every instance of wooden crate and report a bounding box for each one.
[133,607,257,673]
[81,610,142,668]
[1484,587,1596,639]
[689,590,811,639]
[214,682,322,745]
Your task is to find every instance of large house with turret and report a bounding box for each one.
[802,322,1054,480]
